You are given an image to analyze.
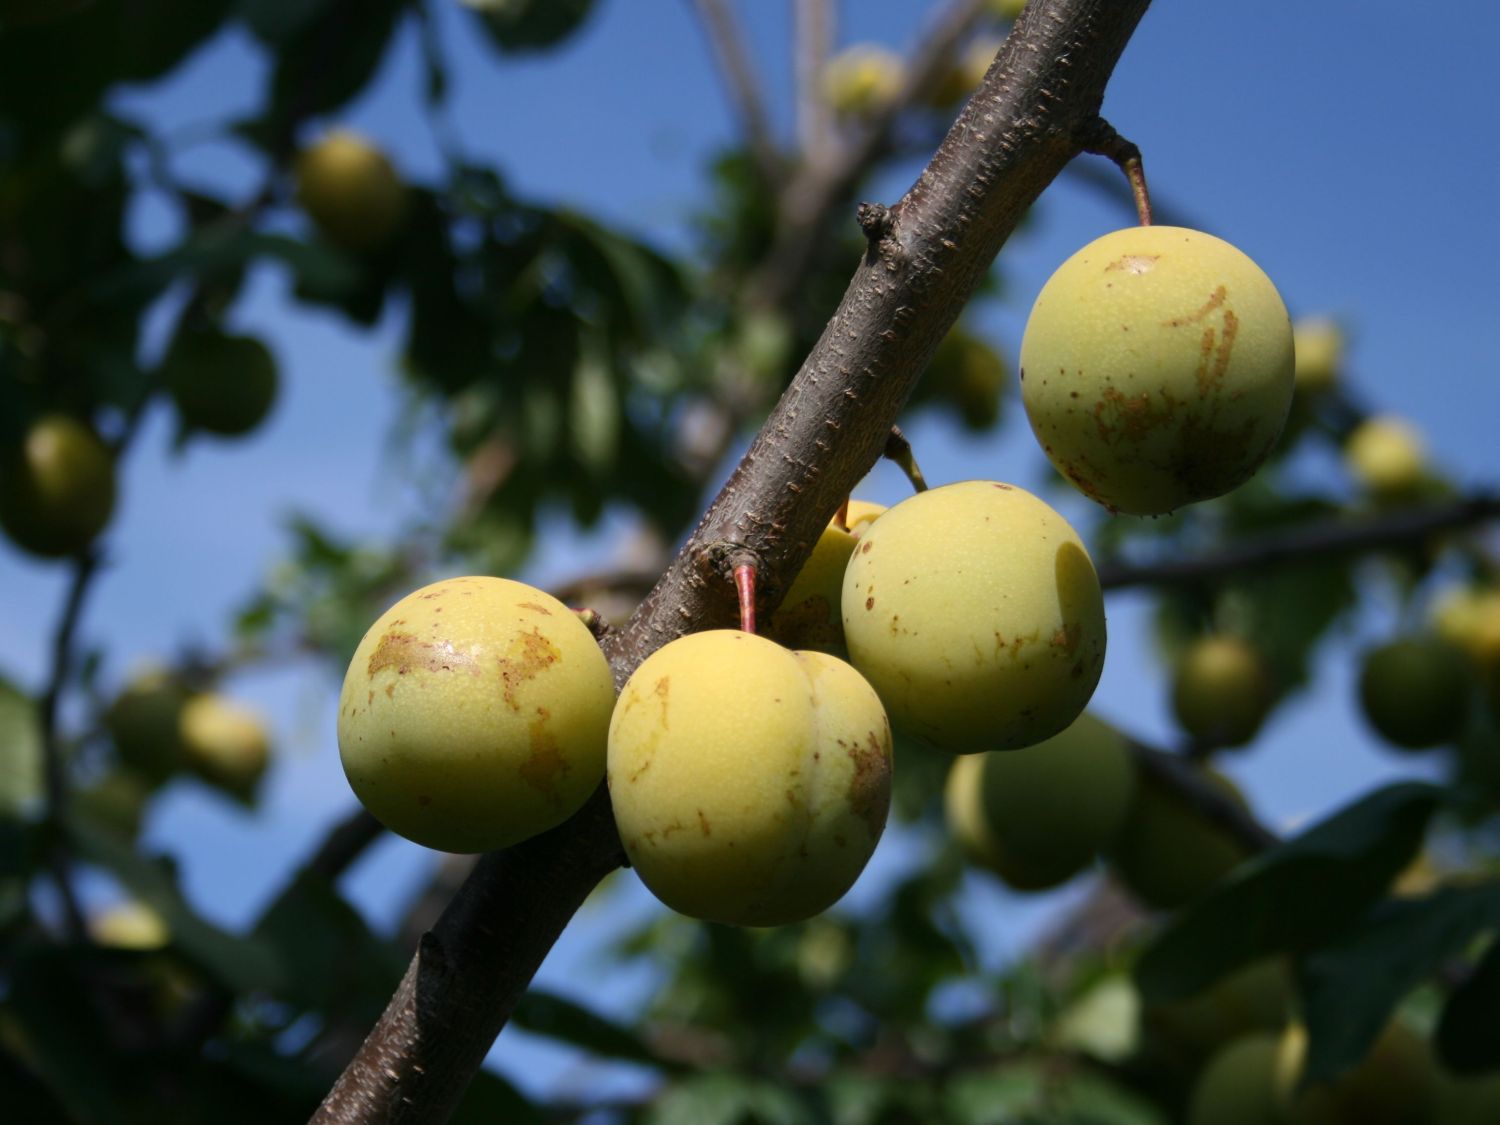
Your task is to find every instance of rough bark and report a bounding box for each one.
[314,2,1152,1120]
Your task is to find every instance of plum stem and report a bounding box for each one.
[732,562,758,634]
[884,426,929,492]
[833,497,850,532]
[1079,116,1153,226]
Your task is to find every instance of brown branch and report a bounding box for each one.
[1125,739,1279,854]
[883,425,930,493]
[1097,491,1500,592]
[690,0,783,184]
[315,3,1152,1120]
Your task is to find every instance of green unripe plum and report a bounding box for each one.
[1275,1021,1436,1125]
[944,712,1135,890]
[842,480,1106,753]
[1172,635,1273,749]
[338,576,615,853]
[1188,1034,1288,1125]
[0,414,116,557]
[1106,768,1248,909]
[163,331,278,438]
[1019,226,1294,515]
[1144,958,1291,1073]
[766,500,884,655]
[105,665,190,783]
[90,901,170,951]
[1344,415,1427,497]
[924,327,1008,431]
[295,129,407,253]
[181,693,271,799]
[822,45,904,117]
[1292,317,1344,394]
[926,36,1002,109]
[1357,637,1470,751]
[607,631,892,926]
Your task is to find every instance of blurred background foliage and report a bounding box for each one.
[2,0,1500,1122]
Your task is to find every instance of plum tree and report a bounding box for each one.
[1275,1021,1437,1125]
[0,413,116,557]
[1019,226,1294,515]
[180,693,271,799]
[1357,637,1471,750]
[607,630,892,926]
[1171,635,1273,749]
[294,129,407,254]
[337,576,616,853]
[841,480,1106,753]
[943,712,1135,890]
[1187,1033,1286,1125]
[1106,767,1248,909]
[162,330,278,438]
[1344,415,1428,498]
[766,500,884,655]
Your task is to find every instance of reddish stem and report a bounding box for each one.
[834,498,850,532]
[733,563,758,634]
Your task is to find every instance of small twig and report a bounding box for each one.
[690,0,783,184]
[573,608,615,643]
[732,560,758,634]
[750,0,992,310]
[884,426,930,493]
[1098,491,1500,591]
[1125,739,1279,854]
[1078,116,1151,225]
[834,498,850,532]
[39,549,104,941]
[794,0,835,159]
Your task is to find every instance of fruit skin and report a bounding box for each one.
[1188,1033,1288,1125]
[1171,635,1273,749]
[294,129,407,253]
[822,45,904,117]
[163,330,278,437]
[1019,226,1294,516]
[766,500,884,656]
[180,693,271,799]
[607,631,892,926]
[1274,1021,1436,1125]
[1106,767,1248,909]
[338,576,616,854]
[1357,637,1470,751]
[0,413,116,557]
[105,666,191,783]
[90,901,170,951]
[1344,415,1427,497]
[944,712,1135,890]
[842,480,1106,753]
[1432,586,1500,667]
[922,328,1007,431]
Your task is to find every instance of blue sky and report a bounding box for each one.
[3,0,1498,1101]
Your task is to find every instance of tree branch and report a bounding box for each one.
[315,2,1152,1119]
[1097,491,1500,591]
[750,0,992,310]
[794,0,835,160]
[690,0,783,184]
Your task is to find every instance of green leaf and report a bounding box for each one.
[1135,782,1443,1004]
[945,1062,1049,1124]
[66,813,285,995]
[449,1068,545,1125]
[463,0,597,53]
[237,0,335,43]
[646,1072,818,1125]
[264,0,407,125]
[1296,883,1500,1085]
[0,678,44,816]
[510,989,673,1073]
[1436,930,1500,1075]
[252,869,405,1022]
